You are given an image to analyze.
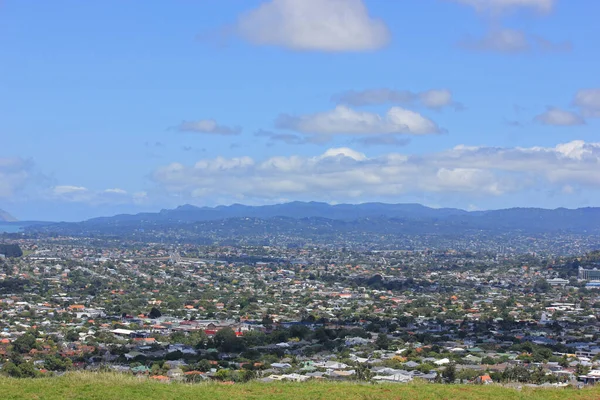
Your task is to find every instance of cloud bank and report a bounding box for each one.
[151,140,600,203]
[276,106,442,136]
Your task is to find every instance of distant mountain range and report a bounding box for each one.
[0,209,17,223]
[36,201,600,234]
[86,201,473,223]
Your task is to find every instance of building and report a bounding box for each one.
[547,278,569,286]
[578,267,600,281]
[585,282,600,290]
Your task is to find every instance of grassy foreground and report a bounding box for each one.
[1,373,600,400]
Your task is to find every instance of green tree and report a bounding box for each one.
[214,328,244,353]
[375,333,390,350]
[65,330,80,342]
[442,362,457,384]
[18,362,40,378]
[148,307,162,319]
[355,363,373,381]
[44,355,71,371]
[1,362,22,378]
[196,359,211,372]
[12,333,36,354]
[214,369,231,381]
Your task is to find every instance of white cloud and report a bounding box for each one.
[151,140,600,203]
[276,105,441,136]
[51,186,91,203]
[320,147,367,161]
[449,0,554,14]
[534,107,585,126]
[574,88,600,117]
[236,0,390,52]
[555,140,592,160]
[53,185,88,195]
[334,88,459,109]
[176,119,241,135]
[104,188,128,195]
[51,185,148,205]
[432,168,503,195]
[419,89,455,109]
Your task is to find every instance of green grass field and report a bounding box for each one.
[1,373,599,400]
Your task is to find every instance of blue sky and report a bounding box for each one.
[1,0,599,221]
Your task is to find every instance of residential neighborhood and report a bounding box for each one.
[0,234,599,387]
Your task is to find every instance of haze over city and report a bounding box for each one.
[1,0,599,221]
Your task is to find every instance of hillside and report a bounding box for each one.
[0,373,598,400]
[84,202,470,224]
[29,202,600,240]
[0,209,17,222]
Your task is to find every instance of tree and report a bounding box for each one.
[236,369,256,382]
[0,244,23,258]
[65,330,80,342]
[165,350,183,360]
[214,369,231,381]
[375,333,390,350]
[502,365,530,382]
[242,330,266,347]
[442,362,457,384]
[148,307,162,319]
[261,315,273,330]
[533,279,551,293]
[214,328,244,353]
[355,363,373,381]
[12,333,36,354]
[44,355,71,371]
[576,364,590,376]
[17,362,39,378]
[1,361,22,378]
[196,359,211,372]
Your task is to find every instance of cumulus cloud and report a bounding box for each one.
[104,188,128,195]
[574,88,600,117]
[236,0,390,52]
[333,88,460,110]
[176,119,242,135]
[53,185,88,195]
[151,140,600,203]
[419,89,457,110]
[276,105,442,136]
[50,185,146,205]
[534,107,585,126]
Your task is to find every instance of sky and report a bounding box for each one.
[1,0,600,222]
